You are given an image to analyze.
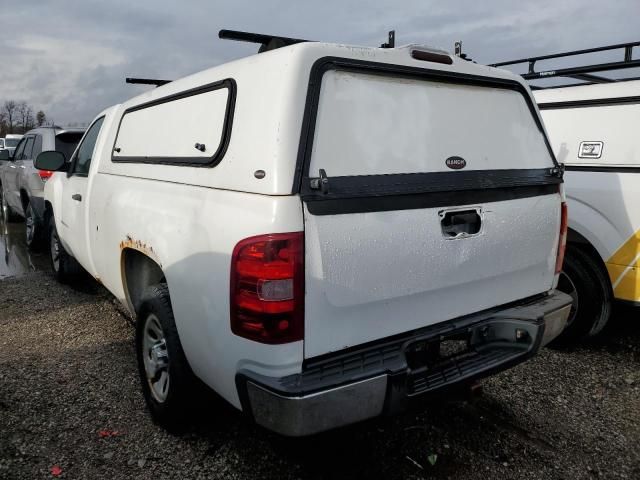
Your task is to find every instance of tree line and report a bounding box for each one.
[0,100,48,137]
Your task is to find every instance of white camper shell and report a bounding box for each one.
[40,37,571,436]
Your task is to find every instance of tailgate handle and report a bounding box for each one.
[440,209,482,238]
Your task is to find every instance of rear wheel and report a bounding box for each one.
[48,215,81,282]
[25,202,44,251]
[136,284,197,431]
[552,246,612,345]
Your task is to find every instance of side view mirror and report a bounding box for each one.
[35,151,67,172]
[0,150,10,161]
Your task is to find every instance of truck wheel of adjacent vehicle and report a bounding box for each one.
[136,284,197,431]
[552,246,612,345]
[48,215,81,282]
[0,186,20,223]
[25,203,43,251]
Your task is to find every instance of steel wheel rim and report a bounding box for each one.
[25,206,34,244]
[50,228,60,272]
[558,271,579,327]
[142,313,170,403]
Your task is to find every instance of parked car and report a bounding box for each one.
[490,41,639,343]
[0,127,84,249]
[0,135,22,157]
[37,32,572,436]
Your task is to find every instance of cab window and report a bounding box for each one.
[71,117,104,176]
[22,136,35,160]
[32,135,43,159]
[12,139,26,160]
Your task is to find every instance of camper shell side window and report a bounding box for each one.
[112,78,236,168]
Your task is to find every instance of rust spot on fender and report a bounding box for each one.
[119,235,160,266]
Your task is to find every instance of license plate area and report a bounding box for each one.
[403,319,536,396]
[404,332,473,371]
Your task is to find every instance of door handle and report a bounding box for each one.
[9,165,16,169]
[72,194,82,201]
[440,208,482,238]
[19,165,26,169]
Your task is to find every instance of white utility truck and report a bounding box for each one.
[37,31,571,435]
[492,41,640,343]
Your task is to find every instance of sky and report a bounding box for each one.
[1,0,638,126]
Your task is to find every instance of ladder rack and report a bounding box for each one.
[490,41,640,89]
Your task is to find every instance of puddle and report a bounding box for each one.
[0,218,50,279]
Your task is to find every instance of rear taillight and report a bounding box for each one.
[38,170,53,181]
[230,232,304,344]
[555,202,568,274]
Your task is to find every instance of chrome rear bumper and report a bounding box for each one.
[237,290,572,436]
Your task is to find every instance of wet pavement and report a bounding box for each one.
[0,218,50,280]
[1,269,639,479]
[1,216,639,479]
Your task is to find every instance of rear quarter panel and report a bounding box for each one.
[89,172,304,409]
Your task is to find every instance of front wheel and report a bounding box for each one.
[136,284,197,431]
[0,186,20,224]
[48,215,81,282]
[552,246,612,345]
[25,202,44,251]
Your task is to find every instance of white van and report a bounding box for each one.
[491,41,640,342]
[536,81,640,339]
[0,134,23,156]
[37,31,571,435]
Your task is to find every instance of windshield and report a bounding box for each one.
[5,138,20,148]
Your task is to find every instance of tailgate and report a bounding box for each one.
[299,62,562,359]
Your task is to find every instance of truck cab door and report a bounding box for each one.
[60,117,105,273]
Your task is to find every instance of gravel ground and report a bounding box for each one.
[1,251,639,479]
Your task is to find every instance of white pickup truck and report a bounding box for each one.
[37,34,571,436]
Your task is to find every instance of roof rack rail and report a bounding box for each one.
[380,31,395,49]
[490,41,640,88]
[124,29,403,88]
[125,77,172,87]
[219,29,311,53]
[219,28,399,53]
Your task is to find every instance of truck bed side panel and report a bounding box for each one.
[88,173,304,409]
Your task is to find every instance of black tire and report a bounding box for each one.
[552,246,612,345]
[48,215,82,282]
[136,284,197,431]
[25,202,44,251]
[0,186,21,223]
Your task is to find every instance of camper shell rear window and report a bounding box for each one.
[112,79,236,167]
[296,58,561,213]
[298,58,556,182]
